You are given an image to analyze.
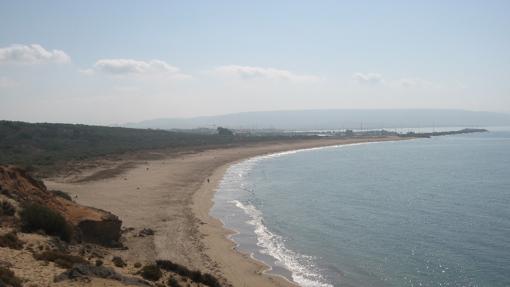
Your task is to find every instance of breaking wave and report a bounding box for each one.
[231,199,333,287]
[213,143,383,286]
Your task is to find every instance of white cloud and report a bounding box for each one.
[353,72,385,85]
[394,77,434,88]
[0,44,70,64]
[90,59,190,79]
[214,65,320,83]
[353,72,436,89]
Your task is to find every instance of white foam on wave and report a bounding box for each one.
[214,141,395,287]
[227,141,384,175]
[250,141,379,162]
[231,200,333,287]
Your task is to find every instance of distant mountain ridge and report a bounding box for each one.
[124,109,510,130]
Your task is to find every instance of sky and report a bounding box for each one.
[0,0,509,125]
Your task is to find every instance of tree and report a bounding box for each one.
[217,127,234,136]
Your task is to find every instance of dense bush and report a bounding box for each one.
[0,200,16,216]
[112,256,127,267]
[201,273,222,287]
[156,260,221,287]
[20,202,72,241]
[217,127,234,136]
[140,264,162,281]
[156,260,191,277]
[190,270,202,282]
[0,266,22,287]
[0,232,24,249]
[34,250,88,269]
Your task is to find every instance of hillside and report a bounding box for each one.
[125,109,510,130]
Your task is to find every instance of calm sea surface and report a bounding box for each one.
[211,130,510,287]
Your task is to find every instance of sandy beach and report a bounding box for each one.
[45,136,402,287]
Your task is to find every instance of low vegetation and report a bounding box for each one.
[0,200,16,216]
[156,260,221,287]
[167,276,180,287]
[0,232,24,249]
[112,256,127,267]
[20,202,72,242]
[139,264,162,281]
[0,266,22,287]
[217,126,234,136]
[0,120,313,175]
[33,250,88,269]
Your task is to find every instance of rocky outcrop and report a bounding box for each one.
[77,217,122,246]
[0,165,122,246]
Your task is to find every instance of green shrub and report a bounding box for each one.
[0,266,22,287]
[167,277,180,287]
[0,232,24,250]
[156,260,191,277]
[140,264,162,281]
[33,250,88,269]
[0,200,16,216]
[156,260,221,287]
[20,203,72,242]
[201,273,222,287]
[112,256,126,267]
[217,127,234,136]
[189,270,203,282]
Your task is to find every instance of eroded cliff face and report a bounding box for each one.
[0,165,121,246]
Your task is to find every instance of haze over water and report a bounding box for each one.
[212,130,510,286]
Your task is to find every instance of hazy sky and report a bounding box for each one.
[1,0,509,124]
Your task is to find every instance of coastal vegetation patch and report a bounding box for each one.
[34,250,88,269]
[0,266,22,287]
[156,259,221,287]
[139,264,162,281]
[0,232,24,250]
[0,120,311,175]
[20,202,72,242]
[0,200,16,216]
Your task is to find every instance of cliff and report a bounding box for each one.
[0,165,121,246]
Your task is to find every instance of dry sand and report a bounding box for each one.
[45,136,403,287]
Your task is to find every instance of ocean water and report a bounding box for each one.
[211,130,510,287]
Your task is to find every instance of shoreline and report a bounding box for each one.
[205,140,400,286]
[45,136,407,287]
[191,157,297,287]
[189,136,409,287]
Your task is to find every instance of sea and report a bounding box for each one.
[210,128,510,287]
